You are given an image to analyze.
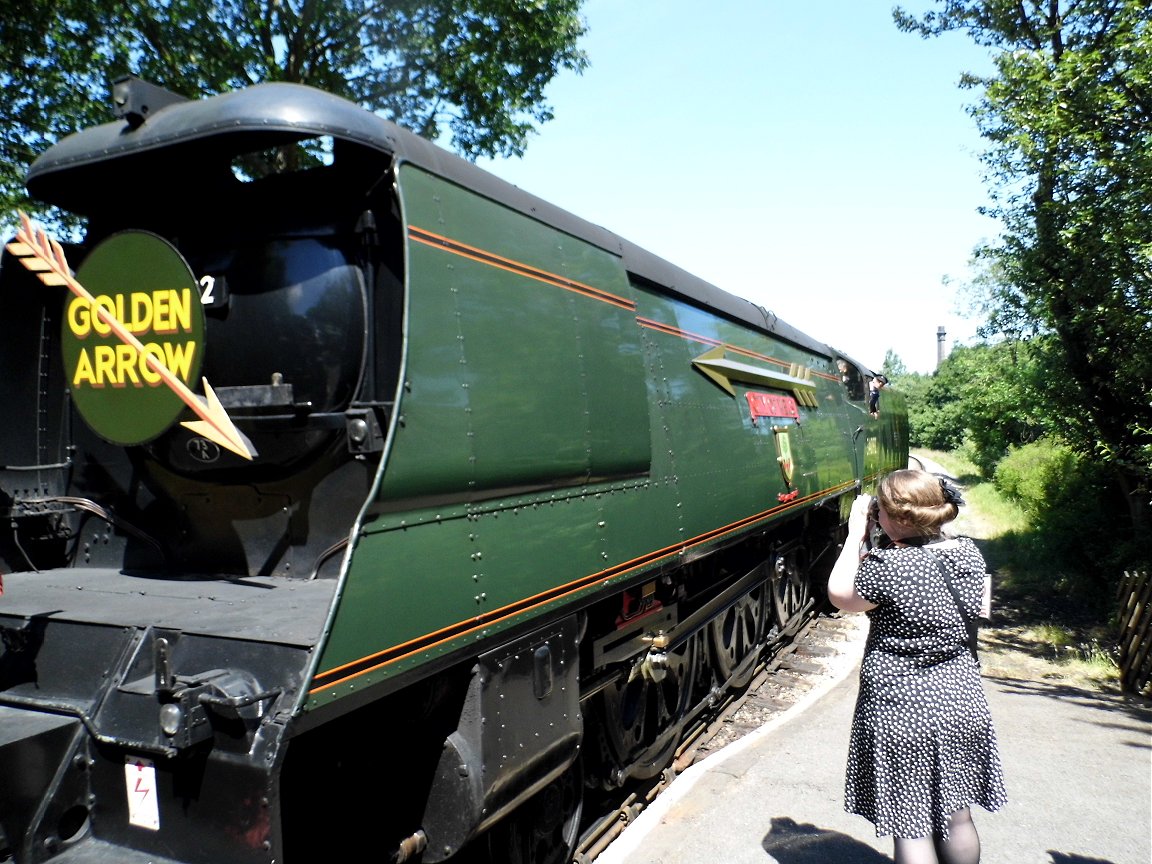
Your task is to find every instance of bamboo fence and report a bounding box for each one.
[1117,570,1152,696]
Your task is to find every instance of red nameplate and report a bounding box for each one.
[746,392,800,422]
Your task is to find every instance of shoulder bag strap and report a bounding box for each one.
[923,548,980,660]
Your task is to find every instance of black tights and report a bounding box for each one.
[893,808,981,864]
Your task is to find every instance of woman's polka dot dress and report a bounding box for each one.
[845,536,1007,840]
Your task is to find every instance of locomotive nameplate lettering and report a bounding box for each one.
[68,291,197,387]
[746,391,800,423]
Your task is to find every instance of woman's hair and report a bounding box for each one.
[876,469,959,536]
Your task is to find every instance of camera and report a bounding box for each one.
[865,499,891,550]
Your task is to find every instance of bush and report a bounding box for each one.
[992,439,1079,517]
[992,438,1127,610]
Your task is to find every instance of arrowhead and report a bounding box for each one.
[693,348,819,406]
[180,378,257,460]
[692,346,735,395]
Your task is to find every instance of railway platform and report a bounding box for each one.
[593,613,1152,864]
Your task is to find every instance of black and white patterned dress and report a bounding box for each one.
[844,536,1007,840]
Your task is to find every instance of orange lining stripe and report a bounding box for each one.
[635,316,839,382]
[309,479,857,696]
[407,228,839,382]
[408,226,636,311]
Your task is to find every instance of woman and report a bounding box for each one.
[827,469,1006,864]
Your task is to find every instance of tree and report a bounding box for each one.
[897,342,1052,470]
[881,349,909,379]
[0,0,588,221]
[896,0,1152,532]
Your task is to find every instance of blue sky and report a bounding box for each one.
[479,0,1001,374]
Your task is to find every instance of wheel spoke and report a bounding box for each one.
[772,551,813,634]
[595,635,699,781]
[709,583,768,689]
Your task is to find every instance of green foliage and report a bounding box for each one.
[993,439,1080,517]
[993,437,1136,592]
[1018,624,1118,682]
[898,341,1152,594]
[891,371,957,451]
[895,0,1152,534]
[1026,623,1077,651]
[915,447,1125,625]
[893,341,1053,473]
[881,349,908,378]
[912,394,967,452]
[0,0,589,225]
[959,475,1028,536]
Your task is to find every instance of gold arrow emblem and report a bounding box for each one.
[692,346,818,407]
[6,213,256,460]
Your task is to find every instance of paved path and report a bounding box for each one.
[595,620,1152,864]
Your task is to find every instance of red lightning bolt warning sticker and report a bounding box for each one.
[124,757,160,830]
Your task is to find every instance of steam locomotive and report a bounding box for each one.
[0,77,907,864]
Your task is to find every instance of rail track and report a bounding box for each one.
[573,610,866,862]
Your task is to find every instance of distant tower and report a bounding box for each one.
[936,326,947,368]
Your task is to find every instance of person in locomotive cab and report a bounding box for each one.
[826,470,1006,864]
[837,358,867,402]
[868,374,888,416]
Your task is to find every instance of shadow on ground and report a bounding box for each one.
[761,816,891,863]
[986,674,1152,728]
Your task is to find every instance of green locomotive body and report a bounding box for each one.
[0,80,906,864]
